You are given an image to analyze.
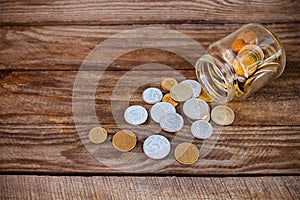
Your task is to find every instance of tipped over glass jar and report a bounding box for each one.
[195,23,286,103]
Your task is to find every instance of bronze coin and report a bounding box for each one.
[231,39,247,53]
[160,78,178,92]
[162,93,179,107]
[174,143,199,165]
[112,130,137,152]
[237,29,258,44]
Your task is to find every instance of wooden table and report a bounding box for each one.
[1,1,299,199]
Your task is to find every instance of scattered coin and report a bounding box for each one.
[181,79,202,98]
[160,78,178,92]
[124,105,148,125]
[142,87,163,104]
[162,93,179,107]
[143,135,171,159]
[112,130,137,152]
[88,127,107,144]
[174,142,199,165]
[191,120,213,139]
[237,29,258,44]
[183,98,210,121]
[160,112,184,133]
[170,83,193,102]
[211,105,235,125]
[198,90,212,102]
[150,102,176,123]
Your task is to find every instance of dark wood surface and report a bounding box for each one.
[0,0,299,199]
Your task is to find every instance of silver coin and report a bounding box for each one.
[143,135,171,159]
[124,105,148,125]
[187,112,210,124]
[150,102,176,123]
[181,79,202,98]
[191,120,213,139]
[160,112,184,133]
[142,87,163,104]
[183,98,210,121]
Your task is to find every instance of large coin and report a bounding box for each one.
[150,102,176,123]
[88,127,107,144]
[211,105,235,125]
[160,78,178,92]
[112,130,137,152]
[160,112,184,133]
[143,135,171,159]
[124,105,148,125]
[183,98,209,121]
[191,120,213,139]
[174,142,199,165]
[170,83,193,102]
[162,93,179,107]
[181,79,202,98]
[142,87,163,104]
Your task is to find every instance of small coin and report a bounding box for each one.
[237,29,258,45]
[211,105,235,125]
[124,105,148,125]
[183,98,210,121]
[112,130,137,152]
[198,90,212,102]
[88,127,107,144]
[174,142,199,165]
[143,135,171,159]
[187,112,210,124]
[160,78,178,92]
[160,112,184,133]
[181,79,202,98]
[162,93,179,107]
[142,87,163,104]
[191,120,213,139]
[231,39,247,53]
[150,102,176,123]
[170,83,193,102]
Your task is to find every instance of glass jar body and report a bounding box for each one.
[195,23,286,103]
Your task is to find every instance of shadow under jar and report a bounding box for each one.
[195,23,286,103]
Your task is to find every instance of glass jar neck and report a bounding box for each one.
[195,54,235,103]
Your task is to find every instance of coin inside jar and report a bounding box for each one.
[211,105,235,125]
[181,79,202,98]
[231,39,247,53]
[143,135,171,159]
[124,105,148,125]
[160,78,178,92]
[160,112,184,133]
[183,98,210,121]
[162,93,179,107]
[170,83,193,102]
[150,102,176,123]
[174,142,199,165]
[237,29,258,45]
[112,130,137,152]
[191,120,213,139]
[88,127,108,144]
[142,87,163,104]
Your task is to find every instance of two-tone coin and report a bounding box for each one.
[124,105,148,125]
[160,78,178,92]
[191,120,213,139]
[150,102,176,123]
[143,135,171,159]
[183,98,210,121]
[88,126,108,144]
[170,83,193,102]
[160,112,184,133]
[142,87,163,104]
[162,93,179,107]
[181,80,202,98]
[211,105,235,125]
[174,142,199,165]
[112,130,137,152]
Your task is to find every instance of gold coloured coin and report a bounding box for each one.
[232,59,246,77]
[211,105,235,125]
[112,130,137,152]
[162,93,179,107]
[198,90,212,102]
[231,39,247,53]
[170,83,193,102]
[88,127,108,144]
[160,78,178,92]
[174,143,199,165]
[237,29,258,44]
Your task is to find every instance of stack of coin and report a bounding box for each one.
[183,98,210,122]
[150,102,176,123]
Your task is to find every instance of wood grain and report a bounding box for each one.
[1,175,299,199]
[0,0,299,25]
[0,24,299,71]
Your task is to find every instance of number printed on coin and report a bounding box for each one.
[143,135,171,159]
[142,87,163,104]
[124,105,148,125]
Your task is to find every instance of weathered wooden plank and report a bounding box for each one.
[0,0,299,25]
[0,24,299,71]
[0,175,299,200]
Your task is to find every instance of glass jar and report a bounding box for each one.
[195,23,286,103]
